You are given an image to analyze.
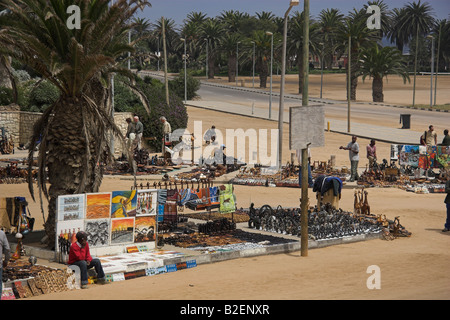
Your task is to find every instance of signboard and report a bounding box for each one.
[289,105,325,150]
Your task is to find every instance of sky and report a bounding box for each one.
[136,0,450,28]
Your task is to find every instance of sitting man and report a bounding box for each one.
[68,231,107,289]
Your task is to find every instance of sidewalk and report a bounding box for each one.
[185,100,419,145]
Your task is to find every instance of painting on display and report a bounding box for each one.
[110,218,135,245]
[134,216,156,243]
[84,219,110,247]
[136,190,157,216]
[56,219,84,242]
[399,145,420,167]
[57,194,85,221]
[111,190,137,218]
[86,193,111,219]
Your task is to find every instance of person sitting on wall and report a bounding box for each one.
[68,231,107,289]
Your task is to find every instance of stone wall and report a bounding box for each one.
[0,109,134,155]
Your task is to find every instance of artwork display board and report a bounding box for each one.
[56,189,158,256]
[397,144,450,169]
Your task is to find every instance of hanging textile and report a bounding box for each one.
[163,201,177,223]
[209,186,220,209]
[177,189,191,207]
[219,184,236,214]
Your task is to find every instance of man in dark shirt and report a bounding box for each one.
[443,177,450,232]
[441,129,450,146]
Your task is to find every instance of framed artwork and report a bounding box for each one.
[86,193,111,219]
[111,190,137,218]
[56,219,84,244]
[136,189,157,216]
[110,218,135,245]
[84,218,110,247]
[134,216,156,243]
[57,194,85,221]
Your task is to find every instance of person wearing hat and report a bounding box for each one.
[213,144,227,165]
[68,231,107,289]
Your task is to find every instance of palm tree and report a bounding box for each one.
[220,33,242,83]
[337,10,379,100]
[288,11,320,94]
[0,0,151,245]
[397,0,435,105]
[360,45,410,102]
[388,8,408,52]
[318,8,344,70]
[252,30,273,88]
[200,18,223,79]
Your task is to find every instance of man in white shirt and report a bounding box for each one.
[340,136,360,182]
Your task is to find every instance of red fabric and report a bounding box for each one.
[68,242,93,265]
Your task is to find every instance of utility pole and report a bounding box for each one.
[300,0,309,257]
[162,17,169,106]
[347,35,351,133]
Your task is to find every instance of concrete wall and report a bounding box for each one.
[0,109,134,155]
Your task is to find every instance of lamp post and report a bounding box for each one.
[236,41,241,86]
[251,41,255,88]
[181,38,187,103]
[427,35,434,108]
[266,31,273,119]
[278,0,299,171]
[347,35,351,133]
[319,42,324,99]
[205,38,208,80]
[157,37,160,72]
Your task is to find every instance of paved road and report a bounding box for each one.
[138,70,449,145]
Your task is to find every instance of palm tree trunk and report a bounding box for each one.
[44,96,101,246]
[208,56,215,79]
[228,55,236,83]
[257,57,268,88]
[372,76,384,102]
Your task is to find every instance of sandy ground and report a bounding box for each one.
[2,104,449,301]
[209,73,450,107]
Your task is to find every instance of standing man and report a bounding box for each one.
[68,231,107,289]
[443,174,450,232]
[340,136,360,182]
[133,116,144,151]
[1,229,11,295]
[440,129,450,146]
[296,148,313,187]
[421,125,437,146]
[366,139,377,169]
[124,117,136,154]
[160,116,172,146]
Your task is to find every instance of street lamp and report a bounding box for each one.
[319,42,324,99]
[251,41,255,88]
[236,41,241,86]
[266,31,273,119]
[427,35,434,108]
[181,38,187,103]
[278,0,299,171]
[204,38,208,80]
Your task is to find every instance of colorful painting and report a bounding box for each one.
[86,193,111,219]
[110,218,135,244]
[56,219,84,245]
[136,190,157,216]
[111,190,137,218]
[84,219,110,247]
[134,216,156,243]
[399,145,420,167]
[57,194,85,221]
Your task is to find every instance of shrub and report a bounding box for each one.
[0,87,14,105]
[168,71,200,101]
[29,80,60,112]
